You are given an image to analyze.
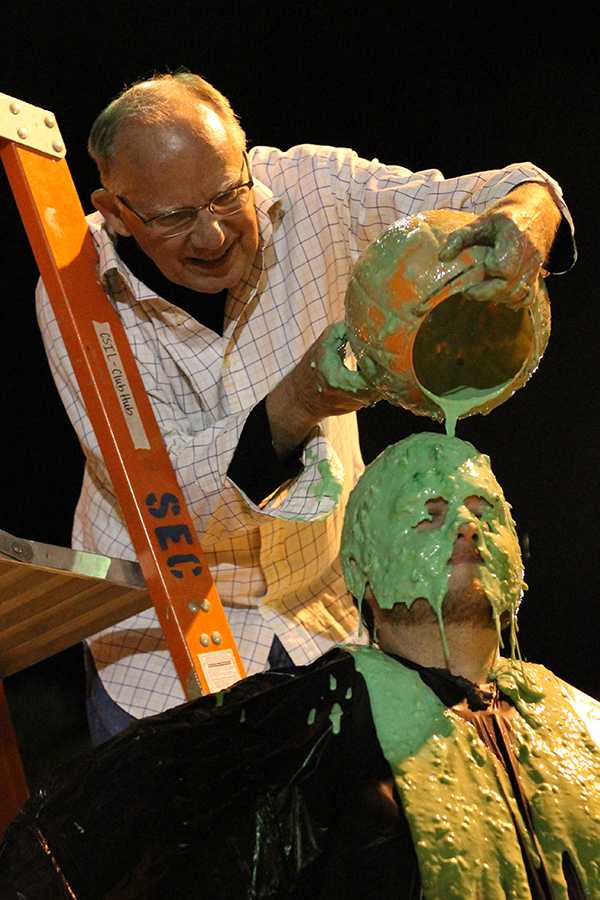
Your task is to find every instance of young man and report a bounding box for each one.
[2,433,597,898]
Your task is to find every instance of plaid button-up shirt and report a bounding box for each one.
[36,144,570,716]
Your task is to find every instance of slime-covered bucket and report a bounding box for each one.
[344,209,550,429]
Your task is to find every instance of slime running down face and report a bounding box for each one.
[340,433,524,653]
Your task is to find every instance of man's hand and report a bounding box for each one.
[266,324,379,460]
[438,182,562,305]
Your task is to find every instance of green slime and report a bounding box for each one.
[341,209,551,421]
[422,381,512,438]
[310,459,343,503]
[329,702,344,735]
[340,433,523,656]
[318,321,369,393]
[349,645,600,899]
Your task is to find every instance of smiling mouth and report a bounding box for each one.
[186,243,234,270]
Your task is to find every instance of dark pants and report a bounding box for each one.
[84,636,294,747]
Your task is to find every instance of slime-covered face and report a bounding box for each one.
[341,433,524,648]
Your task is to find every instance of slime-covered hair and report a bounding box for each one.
[341,433,524,657]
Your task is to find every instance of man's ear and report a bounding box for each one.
[91,188,132,237]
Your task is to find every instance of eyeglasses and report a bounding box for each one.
[115,151,254,238]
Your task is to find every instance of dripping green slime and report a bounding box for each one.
[340,433,523,655]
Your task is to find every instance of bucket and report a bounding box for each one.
[344,209,550,428]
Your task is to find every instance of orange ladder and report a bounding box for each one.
[0,91,245,833]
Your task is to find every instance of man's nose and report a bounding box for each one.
[187,210,226,249]
[455,520,480,544]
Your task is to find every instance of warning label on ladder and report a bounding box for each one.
[198,649,241,694]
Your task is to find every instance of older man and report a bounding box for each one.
[36,71,572,735]
[2,434,597,899]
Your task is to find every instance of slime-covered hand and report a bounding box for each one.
[438,182,561,307]
[266,323,379,460]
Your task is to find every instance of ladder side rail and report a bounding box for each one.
[0,682,28,838]
[0,139,245,700]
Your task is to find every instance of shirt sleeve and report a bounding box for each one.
[226,398,303,505]
[35,279,345,558]
[250,145,576,271]
[336,151,576,270]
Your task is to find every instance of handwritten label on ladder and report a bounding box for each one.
[94,322,151,450]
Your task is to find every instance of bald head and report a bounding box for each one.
[104,101,235,198]
[88,72,246,185]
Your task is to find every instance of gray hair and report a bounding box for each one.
[88,71,246,180]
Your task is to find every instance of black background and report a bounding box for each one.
[1,2,598,772]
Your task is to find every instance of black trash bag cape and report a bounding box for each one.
[0,649,418,899]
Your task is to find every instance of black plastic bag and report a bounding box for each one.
[0,649,417,899]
